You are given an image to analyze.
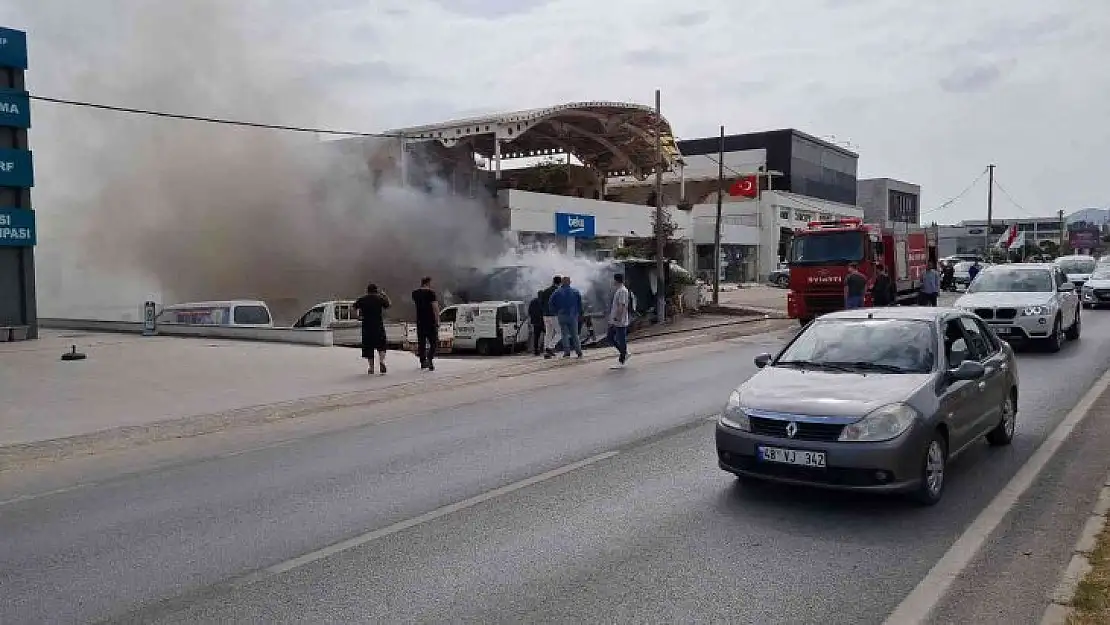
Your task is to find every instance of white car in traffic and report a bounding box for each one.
[954,263,1080,352]
[1054,254,1097,290]
[1081,266,1110,308]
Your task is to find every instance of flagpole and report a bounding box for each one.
[985,163,995,259]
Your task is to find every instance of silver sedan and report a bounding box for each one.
[715,307,1019,505]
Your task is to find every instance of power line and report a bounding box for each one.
[990,177,1038,218]
[28,94,399,138]
[919,167,989,217]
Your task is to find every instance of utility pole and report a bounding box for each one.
[1059,209,1066,252]
[654,89,666,324]
[985,163,995,258]
[713,125,724,306]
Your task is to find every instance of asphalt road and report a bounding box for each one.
[4,306,1110,624]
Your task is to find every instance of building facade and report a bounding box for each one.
[857,178,921,227]
[677,129,859,205]
[938,217,1065,257]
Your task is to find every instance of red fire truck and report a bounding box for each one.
[785,218,933,324]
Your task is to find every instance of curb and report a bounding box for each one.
[0,316,787,470]
[1040,475,1110,624]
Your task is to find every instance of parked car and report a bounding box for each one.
[768,263,790,288]
[716,307,1018,505]
[951,261,990,289]
[954,263,1080,352]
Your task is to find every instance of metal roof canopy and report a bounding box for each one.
[386,101,682,180]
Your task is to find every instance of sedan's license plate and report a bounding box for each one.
[993,326,1010,335]
[758,446,826,468]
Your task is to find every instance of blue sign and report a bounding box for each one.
[0,27,27,70]
[0,90,30,128]
[555,212,596,238]
[0,207,35,246]
[0,148,33,187]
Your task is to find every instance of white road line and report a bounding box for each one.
[883,365,1110,625]
[252,451,620,579]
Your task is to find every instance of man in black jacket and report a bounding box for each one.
[528,291,545,355]
[872,264,897,306]
[539,276,561,359]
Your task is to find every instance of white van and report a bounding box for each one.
[156,300,274,327]
[292,299,453,351]
[440,301,530,356]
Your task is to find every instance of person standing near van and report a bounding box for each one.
[871,264,896,306]
[607,273,631,368]
[528,291,546,356]
[919,261,940,306]
[354,283,391,375]
[540,275,562,359]
[411,276,440,371]
[549,276,584,359]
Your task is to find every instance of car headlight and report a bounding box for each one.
[838,403,919,442]
[719,390,751,431]
[1021,305,1051,316]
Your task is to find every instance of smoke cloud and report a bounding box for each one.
[9,0,617,323]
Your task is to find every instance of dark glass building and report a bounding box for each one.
[677,129,859,205]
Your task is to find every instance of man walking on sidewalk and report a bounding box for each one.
[607,273,631,368]
[549,276,583,359]
[411,276,440,371]
[540,275,561,359]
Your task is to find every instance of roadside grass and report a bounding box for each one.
[1070,520,1110,624]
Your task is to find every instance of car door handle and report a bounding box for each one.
[978,382,987,391]
[1000,363,1008,371]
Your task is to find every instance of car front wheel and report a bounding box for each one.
[1044,316,1064,353]
[913,432,948,506]
[986,390,1017,446]
[1066,307,1081,341]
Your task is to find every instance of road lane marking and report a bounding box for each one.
[883,365,1110,625]
[239,451,620,582]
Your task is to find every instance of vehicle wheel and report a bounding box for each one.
[912,432,948,506]
[1044,316,1064,352]
[986,390,1017,446]
[1066,308,1082,341]
[476,339,493,357]
[776,275,789,287]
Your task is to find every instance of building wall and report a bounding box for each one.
[857,178,921,226]
[677,129,858,205]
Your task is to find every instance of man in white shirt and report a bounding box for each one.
[608,273,632,368]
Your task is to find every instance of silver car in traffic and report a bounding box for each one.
[716,307,1019,505]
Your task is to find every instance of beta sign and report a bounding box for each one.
[0,207,35,246]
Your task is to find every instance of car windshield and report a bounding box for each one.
[774,318,935,373]
[1056,259,1096,274]
[788,232,865,264]
[967,268,1053,293]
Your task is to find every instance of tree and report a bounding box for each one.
[627,205,681,260]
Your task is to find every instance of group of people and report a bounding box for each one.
[842,260,943,309]
[351,272,633,375]
[353,276,441,375]
[527,273,632,368]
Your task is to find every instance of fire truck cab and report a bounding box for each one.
[785,217,931,324]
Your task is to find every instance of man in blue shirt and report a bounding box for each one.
[919,261,940,306]
[548,276,584,358]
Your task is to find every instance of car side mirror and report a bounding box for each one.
[1059,282,1075,292]
[754,353,772,368]
[948,360,986,382]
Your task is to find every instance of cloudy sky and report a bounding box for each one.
[3,0,1109,228]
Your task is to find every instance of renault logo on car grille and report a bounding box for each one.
[785,422,799,438]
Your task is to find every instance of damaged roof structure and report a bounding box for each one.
[386,101,683,180]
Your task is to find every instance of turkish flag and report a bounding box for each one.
[728,175,759,198]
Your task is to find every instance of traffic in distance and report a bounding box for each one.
[736,226,1102,504]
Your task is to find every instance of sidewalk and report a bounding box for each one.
[1042,475,1110,624]
[1,316,788,468]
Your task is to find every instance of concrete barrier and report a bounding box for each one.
[39,318,335,346]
